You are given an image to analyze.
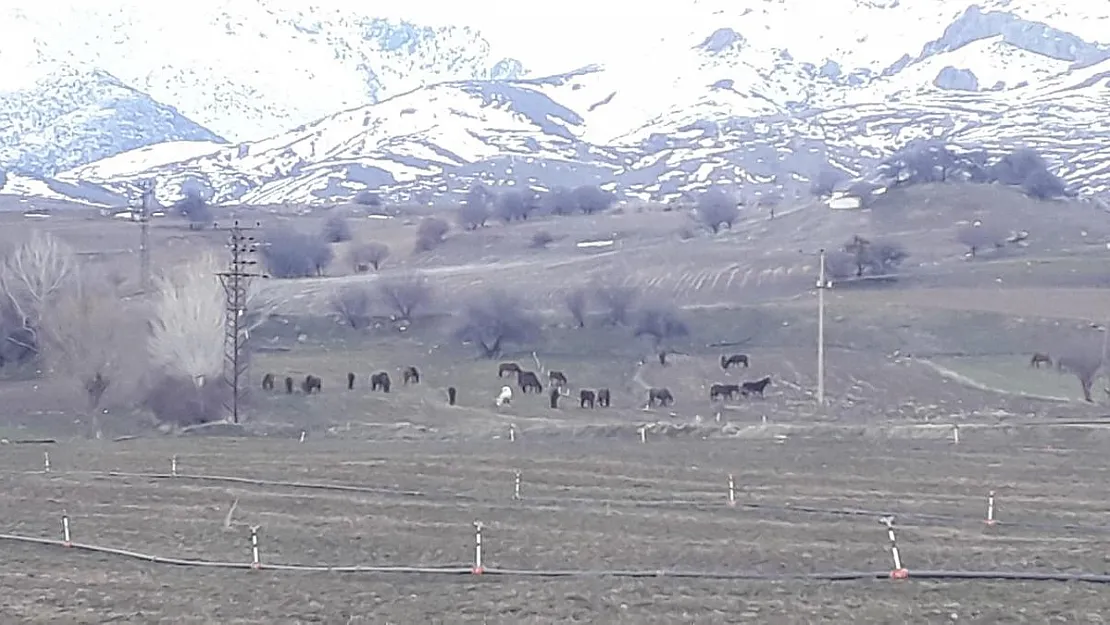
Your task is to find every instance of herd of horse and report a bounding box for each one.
[259,352,773,411]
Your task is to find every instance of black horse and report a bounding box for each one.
[447,386,457,406]
[371,372,391,393]
[402,366,420,385]
[498,362,522,378]
[740,376,772,398]
[302,375,322,394]
[347,372,356,390]
[261,373,275,390]
[709,383,740,401]
[284,376,294,394]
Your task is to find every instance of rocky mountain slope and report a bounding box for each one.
[4,1,1110,206]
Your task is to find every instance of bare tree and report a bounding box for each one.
[377,272,433,321]
[321,214,353,243]
[458,185,492,230]
[454,289,541,358]
[843,235,908,277]
[495,189,535,222]
[262,229,333,278]
[956,223,1005,258]
[175,190,213,229]
[330,284,373,329]
[348,241,390,272]
[144,252,277,426]
[594,282,638,326]
[810,168,847,196]
[1056,346,1103,402]
[542,186,578,216]
[0,230,78,359]
[696,188,739,234]
[564,288,588,328]
[414,217,450,253]
[633,305,690,348]
[573,185,616,215]
[41,276,133,437]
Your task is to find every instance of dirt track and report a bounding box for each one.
[2,430,1110,623]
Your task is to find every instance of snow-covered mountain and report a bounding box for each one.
[6,1,1110,206]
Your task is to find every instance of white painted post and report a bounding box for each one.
[171,455,178,477]
[43,451,50,473]
[715,411,721,424]
[952,425,960,444]
[985,490,996,525]
[639,426,647,443]
[299,430,306,443]
[880,516,907,578]
[513,471,521,500]
[508,424,516,442]
[61,510,72,546]
[472,521,484,574]
[761,415,767,425]
[249,526,261,569]
[727,474,736,507]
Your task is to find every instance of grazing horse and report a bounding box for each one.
[647,387,674,407]
[740,376,772,398]
[549,388,561,409]
[447,386,457,406]
[302,374,322,394]
[597,388,611,408]
[261,373,275,390]
[402,366,420,385]
[517,371,543,394]
[370,371,391,393]
[658,351,668,366]
[721,354,750,369]
[284,376,294,394]
[1030,352,1052,368]
[498,362,522,378]
[346,372,356,390]
[579,389,596,408]
[496,385,513,406]
[709,383,740,401]
[549,370,568,387]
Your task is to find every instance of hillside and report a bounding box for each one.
[6,1,1110,206]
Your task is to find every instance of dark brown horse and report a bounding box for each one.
[371,371,391,393]
[402,366,420,385]
[1030,352,1052,368]
[261,373,275,390]
[498,362,522,378]
[549,388,561,408]
[740,376,772,398]
[709,383,740,401]
[579,389,596,408]
[721,354,750,369]
[347,372,356,390]
[549,370,568,387]
[447,386,457,406]
[597,388,611,408]
[284,376,294,394]
[302,374,322,394]
[647,387,674,407]
[518,370,543,394]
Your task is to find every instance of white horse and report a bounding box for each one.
[495,385,513,407]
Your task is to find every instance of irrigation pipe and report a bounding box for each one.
[2,531,1110,584]
[25,469,1110,537]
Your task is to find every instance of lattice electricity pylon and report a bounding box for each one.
[215,220,265,424]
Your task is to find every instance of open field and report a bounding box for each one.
[3,182,1110,621]
[3,432,1110,623]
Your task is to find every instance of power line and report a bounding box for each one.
[214,220,265,424]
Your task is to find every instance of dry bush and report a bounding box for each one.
[141,374,228,427]
[454,289,541,358]
[348,241,390,272]
[0,230,79,362]
[414,217,450,253]
[331,284,373,329]
[377,272,434,321]
[530,230,555,249]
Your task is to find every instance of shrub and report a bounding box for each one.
[321,214,353,243]
[262,229,333,278]
[414,217,450,253]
